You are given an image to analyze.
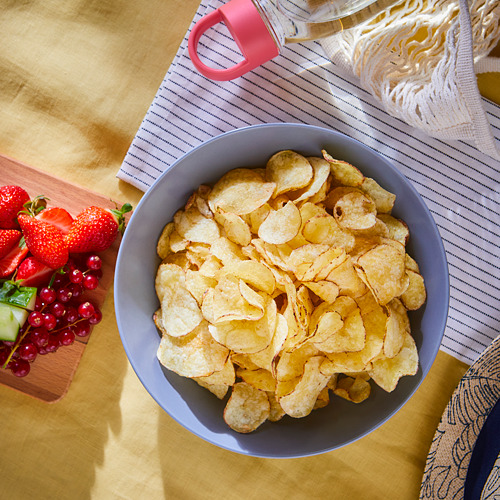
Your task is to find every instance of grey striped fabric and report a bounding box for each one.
[117,0,500,364]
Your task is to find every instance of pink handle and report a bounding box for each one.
[188,0,280,81]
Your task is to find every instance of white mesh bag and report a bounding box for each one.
[321,0,500,159]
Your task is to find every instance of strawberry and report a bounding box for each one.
[65,203,132,253]
[16,256,55,287]
[0,242,28,278]
[36,207,74,235]
[0,229,22,259]
[18,213,69,269]
[0,185,30,229]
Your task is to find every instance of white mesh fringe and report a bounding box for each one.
[321,0,500,159]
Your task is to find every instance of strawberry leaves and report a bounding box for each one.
[109,203,133,235]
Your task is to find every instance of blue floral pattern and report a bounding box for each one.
[482,455,500,499]
[420,335,500,499]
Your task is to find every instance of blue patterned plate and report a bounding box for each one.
[420,335,500,499]
[464,396,500,499]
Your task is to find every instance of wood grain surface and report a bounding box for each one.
[0,154,124,402]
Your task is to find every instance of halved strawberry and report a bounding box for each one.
[18,214,68,269]
[36,207,74,236]
[0,229,22,259]
[16,256,55,287]
[0,242,28,278]
[0,185,30,229]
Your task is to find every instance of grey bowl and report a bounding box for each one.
[114,123,448,458]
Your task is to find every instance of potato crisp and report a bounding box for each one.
[154,150,426,433]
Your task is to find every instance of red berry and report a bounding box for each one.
[69,269,83,283]
[89,308,102,325]
[18,342,37,362]
[74,320,91,337]
[11,359,30,377]
[68,283,83,299]
[49,302,66,318]
[57,287,72,303]
[42,313,57,331]
[66,306,79,324]
[52,274,65,288]
[34,296,44,311]
[0,348,10,366]
[59,328,75,346]
[45,337,59,353]
[78,301,95,318]
[83,274,99,290]
[86,254,102,270]
[28,311,44,328]
[39,287,57,304]
[31,327,49,347]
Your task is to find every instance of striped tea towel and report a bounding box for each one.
[117,0,500,365]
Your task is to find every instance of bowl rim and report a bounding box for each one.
[115,122,449,458]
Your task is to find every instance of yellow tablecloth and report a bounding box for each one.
[0,2,497,499]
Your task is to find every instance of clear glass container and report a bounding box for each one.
[188,0,400,80]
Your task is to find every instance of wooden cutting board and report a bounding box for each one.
[0,154,126,402]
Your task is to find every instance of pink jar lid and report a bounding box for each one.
[188,0,280,81]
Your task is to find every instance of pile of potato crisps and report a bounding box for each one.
[154,149,426,433]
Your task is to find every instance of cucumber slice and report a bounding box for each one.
[0,303,26,342]
[0,282,37,310]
